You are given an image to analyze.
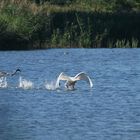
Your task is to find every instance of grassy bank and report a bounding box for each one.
[0,0,140,50]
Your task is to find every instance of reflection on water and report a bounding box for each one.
[0,49,140,140]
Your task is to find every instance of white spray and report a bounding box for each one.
[45,80,58,90]
[0,77,7,88]
[19,76,34,89]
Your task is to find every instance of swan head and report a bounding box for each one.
[11,68,21,76]
[16,69,21,72]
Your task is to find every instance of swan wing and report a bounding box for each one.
[55,72,71,88]
[74,72,93,88]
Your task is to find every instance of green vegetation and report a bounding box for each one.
[0,0,140,50]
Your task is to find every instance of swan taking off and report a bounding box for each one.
[0,69,21,78]
[56,72,93,90]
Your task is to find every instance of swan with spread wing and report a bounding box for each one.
[56,72,93,90]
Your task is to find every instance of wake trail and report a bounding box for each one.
[0,76,59,90]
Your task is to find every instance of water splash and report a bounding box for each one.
[45,80,57,90]
[19,76,34,89]
[0,77,7,88]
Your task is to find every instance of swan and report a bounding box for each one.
[56,72,93,90]
[0,69,21,78]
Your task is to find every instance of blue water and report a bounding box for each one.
[0,49,140,140]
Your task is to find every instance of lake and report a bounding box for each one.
[0,48,140,140]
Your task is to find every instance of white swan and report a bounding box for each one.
[0,69,21,78]
[56,72,93,90]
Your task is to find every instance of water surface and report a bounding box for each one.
[0,49,140,140]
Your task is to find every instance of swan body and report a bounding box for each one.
[0,69,21,78]
[56,72,93,90]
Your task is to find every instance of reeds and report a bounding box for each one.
[115,38,139,48]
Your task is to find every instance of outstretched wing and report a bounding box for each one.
[74,72,93,88]
[55,72,71,88]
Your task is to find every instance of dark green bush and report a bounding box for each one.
[113,0,134,12]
